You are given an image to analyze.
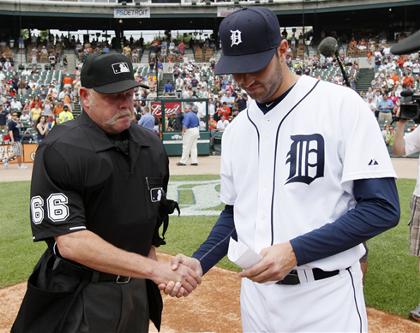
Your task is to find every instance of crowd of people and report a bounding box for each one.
[1,8,420,328]
[1,31,419,167]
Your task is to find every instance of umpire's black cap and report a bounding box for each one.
[215,7,281,75]
[81,53,148,93]
[390,30,420,55]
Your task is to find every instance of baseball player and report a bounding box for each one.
[161,7,400,332]
[12,53,200,333]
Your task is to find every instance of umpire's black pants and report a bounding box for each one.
[62,279,149,333]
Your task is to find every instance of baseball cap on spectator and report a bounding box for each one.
[81,53,149,93]
[215,7,281,75]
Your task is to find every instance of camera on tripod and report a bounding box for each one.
[398,89,420,123]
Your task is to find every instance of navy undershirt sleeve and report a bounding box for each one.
[192,205,236,274]
[290,177,400,265]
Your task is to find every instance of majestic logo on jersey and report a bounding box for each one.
[286,134,325,185]
[230,30,242,47]
[368,158,379,165]
[112,62,130,74]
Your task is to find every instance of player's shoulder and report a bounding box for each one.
[312,76,361,100]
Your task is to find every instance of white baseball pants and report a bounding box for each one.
[240,262,367,332]
[180,127,200,164]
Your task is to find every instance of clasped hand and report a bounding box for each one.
[239,242,297,283]
[158,254,203,298]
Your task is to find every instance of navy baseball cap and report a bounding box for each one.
[81,53,148,93]
[215,7,281,75]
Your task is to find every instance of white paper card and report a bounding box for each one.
[227,237,262,269]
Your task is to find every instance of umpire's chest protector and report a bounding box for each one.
[220,75,395,270]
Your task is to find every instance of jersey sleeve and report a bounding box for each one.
[404,125,420,156]
[340,90,396,183]
[219,125,237,205]
[30,143,97,242]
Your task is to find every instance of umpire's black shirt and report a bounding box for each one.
[30,111,169,256]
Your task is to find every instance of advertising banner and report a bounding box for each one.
[150,101,182,117]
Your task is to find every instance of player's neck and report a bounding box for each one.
[278,72,299,98]
[264,72,299,104]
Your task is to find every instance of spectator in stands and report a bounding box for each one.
[403,71,415,89]
[30,46,38,65]
[10,97,22,112]
[0,102,7,131]
[49,53,56,69]
[29,103,42,125]
[216,115,229,131]
[163,80,174,94]
[4,111,26,169]
[53,100,64,117]
[43,97,54,118]
[377,93,394,123]
[236,93,248,113]
[63,74,73,89]
[178,40,186,55]
[221,101,231,119]
[57,105,74,124]
[366,95,378,117]
[137,106,155,131]
[36,115,49,143]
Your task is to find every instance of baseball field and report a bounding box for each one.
[0,157,419,332]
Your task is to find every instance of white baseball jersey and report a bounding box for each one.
[221,75,396,271]
[404,125,420,196]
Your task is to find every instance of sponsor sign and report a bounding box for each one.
[0,143,38,163]
[114,7,150,18]
[151,101,181,117]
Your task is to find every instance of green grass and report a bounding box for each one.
[364,179,420,316]
[0,181,46,287]
[0,178,419,317]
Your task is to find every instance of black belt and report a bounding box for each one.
[276,268,340,285]
[91,271,132,284]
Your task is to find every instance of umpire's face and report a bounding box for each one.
[80,87,135,134]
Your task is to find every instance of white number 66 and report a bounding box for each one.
[30,193,70,224]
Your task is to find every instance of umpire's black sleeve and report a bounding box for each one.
[290,177,400,265]
[192,205,237,274]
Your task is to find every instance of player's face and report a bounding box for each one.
[233,52,284,103]
[233,41,292,104]
[81,88,135,134]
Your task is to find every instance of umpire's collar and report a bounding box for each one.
[78,111,151,152]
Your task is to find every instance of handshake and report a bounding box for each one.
[153,254,203,298]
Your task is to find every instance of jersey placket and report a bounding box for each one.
[255,114,277,252]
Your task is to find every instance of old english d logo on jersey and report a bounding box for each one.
[286,134,325,185]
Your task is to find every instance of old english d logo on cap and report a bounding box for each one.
[230,30,242,47]
[215,7,281,75]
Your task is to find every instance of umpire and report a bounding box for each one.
[12,53,200,333]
